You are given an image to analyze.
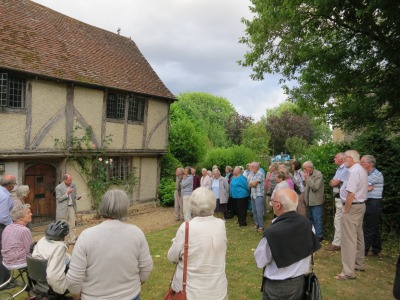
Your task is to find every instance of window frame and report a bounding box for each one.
[108,157,131,181]
[105,91,146,124]
[0,72,27,111]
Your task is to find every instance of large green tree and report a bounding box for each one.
[176,92,236,147]
[239,0,400,131]
[241,118,270,157]
[266,110,313,153]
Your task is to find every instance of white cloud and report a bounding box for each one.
[32,0,289,120]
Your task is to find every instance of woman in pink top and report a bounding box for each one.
[1,204,32,269]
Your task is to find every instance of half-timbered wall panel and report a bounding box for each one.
[126,125,144,149]
[105,122,125,149]
[0,114,25,150]
[146,99,169,150]
[74,87,103,142]
[31,80,66,148]
[138,157,158,201]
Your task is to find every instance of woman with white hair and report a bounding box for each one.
[67,190,153,300]
[14,185,30,206]
[1,204,32,269]
[167,187,228,299]
[200,168,212,189]
[212,169,230,221]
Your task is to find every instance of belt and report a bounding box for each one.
[341,202,365,205]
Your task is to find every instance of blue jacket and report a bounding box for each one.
[230,175,250,199]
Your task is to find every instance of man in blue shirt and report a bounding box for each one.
[0,174,16,285]
[360,155,384,257]
[326,153,349,251]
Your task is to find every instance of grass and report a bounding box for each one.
[7,213,398,300]
[142,213,398,300]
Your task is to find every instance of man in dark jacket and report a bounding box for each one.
[255,188,320,299]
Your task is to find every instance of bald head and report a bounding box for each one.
[63,174,73,186]
[0,174,17,192]
[275,188,298,213]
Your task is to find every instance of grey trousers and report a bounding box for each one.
[262,276,305,300]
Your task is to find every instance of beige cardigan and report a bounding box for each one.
[304,169,325,206]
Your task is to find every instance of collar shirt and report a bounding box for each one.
[332,164,349,194]
[0,186,14,225]
[340,163,368,203]
[367,168,384,199]
[249,170,265,199]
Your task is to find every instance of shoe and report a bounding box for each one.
[238,223,247,227]
[325,244,341,251]
[258,227,264,232]
[0,282,17,290]
[335,274,356,280]
[355,268,365,272]
[367,251,382,257]
[317,237,324,242]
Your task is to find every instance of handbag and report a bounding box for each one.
[163,221,189,300]
[304,254,322,300]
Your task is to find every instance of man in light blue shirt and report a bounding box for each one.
[249,162,265,231]
[326,153,349,251]
[360,155,384,257]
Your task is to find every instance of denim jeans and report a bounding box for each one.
[308,204,323,239]
[251,196,265,229]
[363,198,382,255]
[132,293,140,300]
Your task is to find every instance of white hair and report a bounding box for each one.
[190,187,216,217]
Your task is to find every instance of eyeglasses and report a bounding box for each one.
[269,200,281,207]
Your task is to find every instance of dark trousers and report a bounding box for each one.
[363,198,382,255]
[0,224,10,284]
[233,197,248,226]
[263,276,305,300]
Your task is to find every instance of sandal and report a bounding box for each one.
[335,274,356,280]
[258,227,264,232]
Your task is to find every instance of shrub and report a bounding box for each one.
[201,145,258,174]
[160,151,182,179]
[158,178,175,207]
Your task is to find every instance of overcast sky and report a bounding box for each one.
[32,0,289,121]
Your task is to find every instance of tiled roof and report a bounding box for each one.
[0,0,175,100]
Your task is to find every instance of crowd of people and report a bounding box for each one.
[171,149,396,299]
[0,147,398,299]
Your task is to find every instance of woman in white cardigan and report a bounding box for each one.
[167,187,228,300]
[200,168,212,189]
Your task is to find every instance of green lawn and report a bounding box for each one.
[142,215,398,300]
[6,214,398,300]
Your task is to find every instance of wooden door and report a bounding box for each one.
[24,164,56,224]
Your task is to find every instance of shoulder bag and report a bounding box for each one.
[163,221,189,300]
[304,253,322,300]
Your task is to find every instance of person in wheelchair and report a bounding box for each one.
[31,220,70,295]
[1,204,33,270]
